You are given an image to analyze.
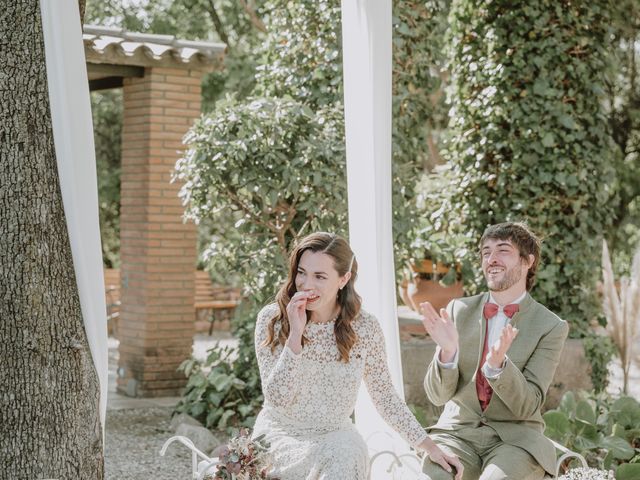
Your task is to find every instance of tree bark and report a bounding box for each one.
[0,1,103,479]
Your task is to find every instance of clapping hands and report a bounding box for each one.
[420,302,459,363]
[485,324,518,369]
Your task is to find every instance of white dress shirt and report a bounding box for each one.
[436,291,526,378]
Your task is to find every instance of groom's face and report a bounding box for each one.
[481,238,532,292]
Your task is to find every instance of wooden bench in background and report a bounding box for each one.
[104,268,241,337]
[194,270,241,334]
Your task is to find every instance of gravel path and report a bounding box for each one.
[105,407,193,480]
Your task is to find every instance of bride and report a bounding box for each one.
[252,232,462,480]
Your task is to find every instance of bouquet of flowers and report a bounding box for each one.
[558,467,614,480]
[203,428,277,480]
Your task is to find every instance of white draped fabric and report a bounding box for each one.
[40,0,108,434]
[341,1,417,478]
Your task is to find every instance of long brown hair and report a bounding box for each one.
[263,232,362,362]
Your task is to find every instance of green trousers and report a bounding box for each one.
[422,425,546,480]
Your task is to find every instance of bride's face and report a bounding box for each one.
[295,250,347,316]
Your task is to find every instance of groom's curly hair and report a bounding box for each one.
[480,222,542,291]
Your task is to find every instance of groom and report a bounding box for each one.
[420,222,568,480]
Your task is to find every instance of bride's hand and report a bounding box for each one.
[420,437,464,480]
[286,291,312,337]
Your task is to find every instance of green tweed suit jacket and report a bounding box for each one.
[424,292,569,475]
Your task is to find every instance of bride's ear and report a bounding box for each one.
[340,271,352,289]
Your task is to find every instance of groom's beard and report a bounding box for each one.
[486,264,523,292]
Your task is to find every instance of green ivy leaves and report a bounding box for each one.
[423,0,617,341]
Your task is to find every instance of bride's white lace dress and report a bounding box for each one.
[252,304,428,480]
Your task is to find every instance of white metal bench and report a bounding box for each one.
[160,434,588,480]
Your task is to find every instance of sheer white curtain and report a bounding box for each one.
[341,1,417,478]
[40,0,109,434]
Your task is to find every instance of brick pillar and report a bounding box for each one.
[117,67,203,397]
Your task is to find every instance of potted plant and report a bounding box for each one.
[399,251,465,313]
[400,258,464,312]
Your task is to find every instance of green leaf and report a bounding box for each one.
[616,463,640,480]
[601,435,635,460]
[206,407,223,428]
[209,372,233,391]
[541,133,555,147]
[191,402,206,418]
[238,404,254,417]
[612,423,627,439]
[558,114,576,129]
[576,399,596,425]
[219,409,236,429]
[612,397,640,428]
[559,391,577,416]
[208,392,224,407]
[544,411,571,439]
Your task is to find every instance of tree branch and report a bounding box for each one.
[425,124,443,169]
[207,0,230,47]
[237,0,267,33]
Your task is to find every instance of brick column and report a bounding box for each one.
[117,67,203,397]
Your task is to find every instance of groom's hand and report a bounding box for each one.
[420,302,458,363]
[486,324,519,369]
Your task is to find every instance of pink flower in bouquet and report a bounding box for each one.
[205,429,277,480]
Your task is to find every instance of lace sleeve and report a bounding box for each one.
[362,313,429,448]
[254,304,305,408]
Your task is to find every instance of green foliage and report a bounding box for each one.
[175,95,348,296]
[175,345,263,432]
[255,0,342,109]
[544,391,640,475]
[605,1,640,276]
[422,0,618,332]
[392,0,453,269]
[583,333,616,393]
[90,90,122,268]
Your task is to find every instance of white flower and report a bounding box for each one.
[558,467,614,480]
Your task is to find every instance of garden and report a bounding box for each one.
[88,0,640,478]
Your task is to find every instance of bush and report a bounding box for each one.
[544,391,640,477]
[175,96,348,288]
[175,345,263,432]
[423,0,618,337]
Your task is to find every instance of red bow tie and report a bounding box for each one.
[483,302,519,319]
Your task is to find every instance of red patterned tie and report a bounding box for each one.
[476,303,519,411]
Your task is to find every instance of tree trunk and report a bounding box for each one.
[0,1,103,479]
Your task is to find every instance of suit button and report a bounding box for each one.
[480,416,487,424]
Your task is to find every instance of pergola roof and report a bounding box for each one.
[84,25,226,90]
